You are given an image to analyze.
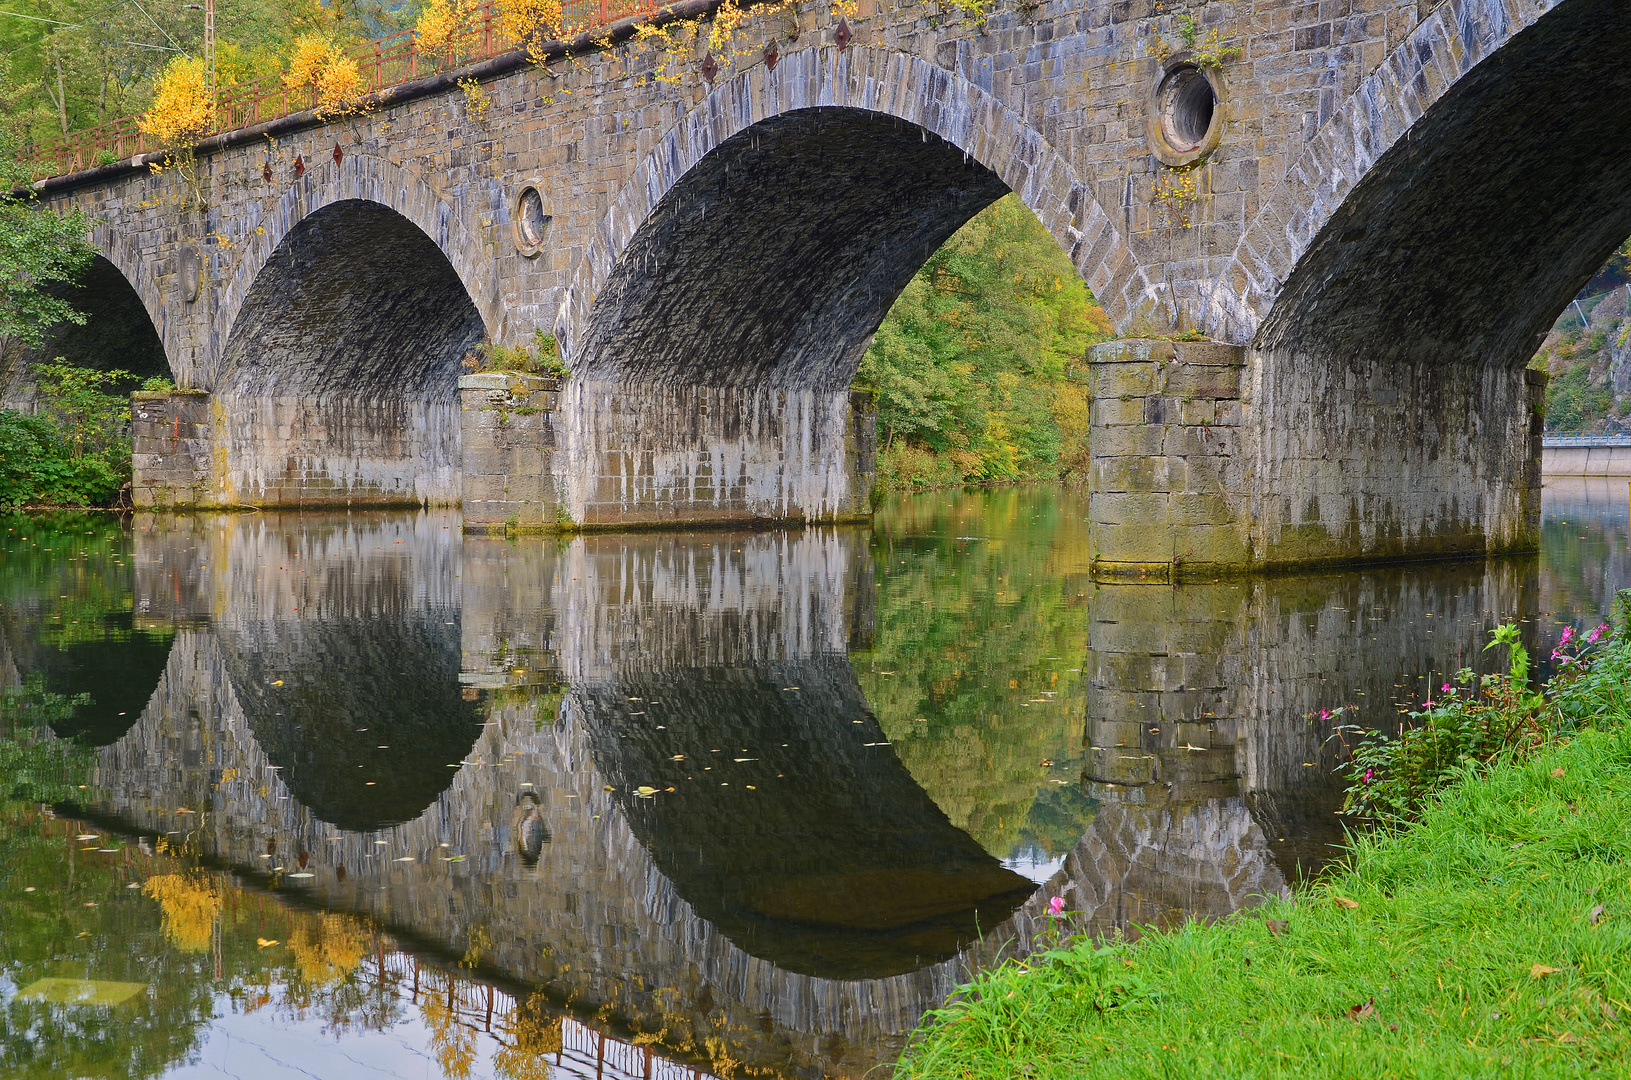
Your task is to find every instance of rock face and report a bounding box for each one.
[33,1,1613,563]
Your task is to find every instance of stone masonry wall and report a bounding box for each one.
[1087,339,1249,578]
[459,372,563,531]
[130,390,221,508]
[52,0,1581,550]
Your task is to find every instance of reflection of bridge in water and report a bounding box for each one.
[59,513,1534,1076]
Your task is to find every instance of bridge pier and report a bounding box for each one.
[455,378,877,533]
[1087,339,1547,580]
[1087,339,1252,580]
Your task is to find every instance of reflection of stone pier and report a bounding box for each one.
[71,513,1543,1078]
[93,516,1016,1077]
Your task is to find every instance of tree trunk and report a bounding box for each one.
[53,57,68,132]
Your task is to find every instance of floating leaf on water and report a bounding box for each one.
[394,856,415,862]
[24,887,35,893]
[16,978,146,1006]
[287,872,314,879]
[734,758,756,763]
[1332,897,1360,910]
[76,834,99,841]
[272,680,283,686]
[671,754,686,761]
[256,938,279,948]
[635,786,658,797]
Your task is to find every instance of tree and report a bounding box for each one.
[857,195,1112,487]
[0,128,93,349]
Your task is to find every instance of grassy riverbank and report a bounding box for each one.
[899,614,1631,1079]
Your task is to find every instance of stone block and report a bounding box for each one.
[1086,361,1157,398]
[1088,490,1169,527]
[1091,455,1170,493]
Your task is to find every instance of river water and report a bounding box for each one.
[1,478,1626,1079]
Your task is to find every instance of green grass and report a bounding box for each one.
[899,728,1631,1078]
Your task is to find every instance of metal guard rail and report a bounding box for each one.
[1543,436,1631,448]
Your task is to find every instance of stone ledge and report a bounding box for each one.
[458,373,561,392]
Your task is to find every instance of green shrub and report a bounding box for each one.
[1336,597,1628,823]
[0,361,139,507]
[462,330,568,379]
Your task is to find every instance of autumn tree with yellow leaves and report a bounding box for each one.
[138,56,212,147]
[283,35,366,118]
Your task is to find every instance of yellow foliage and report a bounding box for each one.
[284,35,366,118]
[287,912,368,987]
[499,0,565,65]
[283,35,332,93]
[141,873,222,952]
[423,979,479,1080]
[417,0,485,67]
[139,56,213,146]
[493,991,563,1080]
[458,77,491,123]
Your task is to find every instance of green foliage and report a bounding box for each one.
[0,0,402,147]
[0,131,93,348]
[0,677,98,803]
[1544,360,1615,432]
[859,195,1110,489]
[1335,613,1628,824]
[1161,13,1242,68]
[464,330,568,379]
[0,362,136,507]
[900,720,1631,1079]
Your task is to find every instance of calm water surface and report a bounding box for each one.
[1,480,1626,1079]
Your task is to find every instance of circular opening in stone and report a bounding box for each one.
[1160,66,1217,152]
[515,186,549,252]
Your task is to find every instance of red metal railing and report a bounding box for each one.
[25,0,664,181]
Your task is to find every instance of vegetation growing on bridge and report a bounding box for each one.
[859,194,1112,491]
[898,600,1631,1079]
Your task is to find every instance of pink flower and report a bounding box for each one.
[1442,683,1453,693]
[1363,768,1374,784]
[1047,896,1065,916]
[1588,623,1608,644]
[1320,709,1331,721]
[1560,626,1575,646]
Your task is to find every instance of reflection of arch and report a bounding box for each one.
[216,611,483,833]
[576,659,1034,980]
[558,46,1141,372]
[1222,0,1625,352]
[0,608,173,747]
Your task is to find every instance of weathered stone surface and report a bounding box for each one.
[43,0,1607,556]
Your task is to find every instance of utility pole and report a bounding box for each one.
[204,0,214,101]
[186,1,215,102]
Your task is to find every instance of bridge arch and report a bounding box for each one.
[213,194,487,506]
[215,151,500,365]
[555,45,1140,377]
[1217,0,1598,348]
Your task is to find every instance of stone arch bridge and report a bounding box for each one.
[28,0,1620,572]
